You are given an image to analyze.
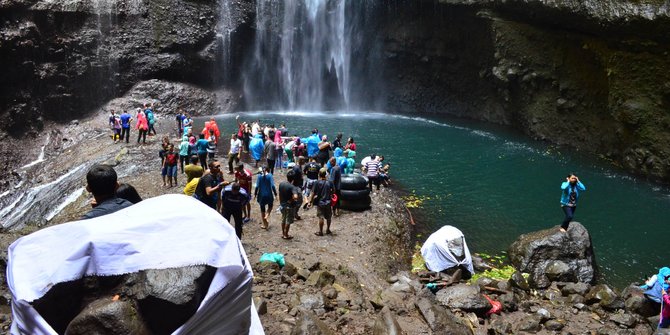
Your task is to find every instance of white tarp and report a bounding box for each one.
[420,225,474,274]
[7,194,264,335]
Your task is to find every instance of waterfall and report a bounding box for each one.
[218,0,235,85]
[244,0,355,111]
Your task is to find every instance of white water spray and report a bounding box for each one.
[245,0,351,110]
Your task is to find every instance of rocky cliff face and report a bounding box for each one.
[0,0,253,135]
[379,0,670,182]
[3,0,670,182]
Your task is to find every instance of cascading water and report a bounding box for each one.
[218,0,235,85]
[243,0,365,111]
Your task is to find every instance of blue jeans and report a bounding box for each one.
[561,206,576,229]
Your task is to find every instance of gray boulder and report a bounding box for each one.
[508,222,596,288]
[585,284,625,311]
[621,285,659,317]
[610,312,637,328]
[372,306,403,335]
[415,294,473,335]
[435,284,492,315]
[509,271,530,291]
[306,270,335,288]
[125,265,216,335]
[65,299,150,335]
[291,311,334,335]
[516,314,541,332]
[561,282,591,296]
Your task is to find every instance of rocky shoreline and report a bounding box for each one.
[0,90,666,334]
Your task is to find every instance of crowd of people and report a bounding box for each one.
[108,103,158,144]
[95,111,393,243]
[92,107,670,331]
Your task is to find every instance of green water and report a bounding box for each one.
[201,111,668,288]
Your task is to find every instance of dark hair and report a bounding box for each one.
[567,172,576,178]
[190,155,199,164]
[231,182,240,191]
[208,160,219,169]
[199,134,205,139]
[371,154,376,160]
[337,133,342,139]
[286,169,295,182]
[236,163,244,171]
[116,183,142,204]
[86,164,117,197]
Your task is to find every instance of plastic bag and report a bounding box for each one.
[259,252,285,268]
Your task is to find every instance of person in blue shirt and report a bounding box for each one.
[119,110,133,143]
[196,134,210,169]
[560,173,586,232]
[254,166,277,230]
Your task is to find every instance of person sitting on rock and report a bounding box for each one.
[559,173,586,232]
[82,164,133,219]
[661,274,670,329]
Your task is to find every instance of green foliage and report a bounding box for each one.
[470,252,515,283]
[411,242,426,274]
[470,265,517,284]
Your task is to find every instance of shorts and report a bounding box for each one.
[258,195,274,211]
[304,179,317,196]
[317,205,332,220]
[281,206,294,225]
[167,165,178,177]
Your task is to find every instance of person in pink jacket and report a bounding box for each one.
[661,274,670,329]
[136,108,148,144]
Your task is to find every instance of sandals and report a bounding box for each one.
[314,232,323,236]
[282,235,293,240]
[325,230,332,235]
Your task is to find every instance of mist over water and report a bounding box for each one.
[206,111,670,288]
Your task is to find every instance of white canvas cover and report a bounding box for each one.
[420,225,474,274]
[6,194,264,335]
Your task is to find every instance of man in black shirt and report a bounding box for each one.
[307,168,334,236]
[194,160,228,210]
[291,156,305,220]
[302,156,321,208]
[221,182,249,239]
[82,164,133,219]
[279,170,301,240]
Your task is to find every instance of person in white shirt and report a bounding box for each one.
[228,133,243,174]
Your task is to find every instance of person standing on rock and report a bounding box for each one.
[221,182,250,240]
[254,166,277,230]
[145,103,157,136]
[279,169,300,240]
[307,168,335,236]
[228,134,242,174]
[328,157,341,217]
[136,108,148,144]
[82,164,133,219]
[196,134,210,169]
[264,131,277,175]
[108,110,119,142]
[302,156,321,209]
[162,144,179,188]
[193,160,228,210]
[559,173,586,232]
[184,155,203,183]
[119,110,132,144]
[235,163,253,223]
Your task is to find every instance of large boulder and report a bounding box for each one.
[65,299,150,335]
[415,294,473,335]
[435,284,492,315]
[508,222,596,288]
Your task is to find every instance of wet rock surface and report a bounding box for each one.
[508,222,596,288]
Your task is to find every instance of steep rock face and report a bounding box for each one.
[0,0,253,135]
[379,0,670,182]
